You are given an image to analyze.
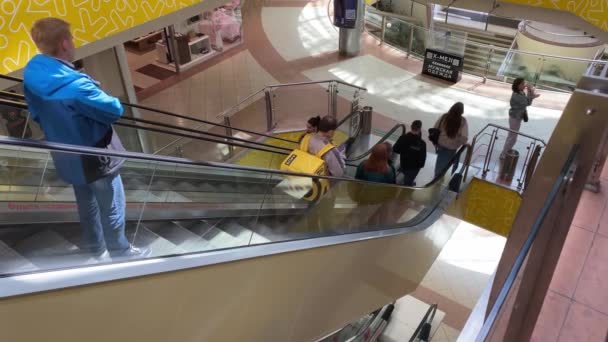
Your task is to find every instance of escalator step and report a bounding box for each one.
[14,229,99,268]
[145,221,214,253]
[199,227,244,249]
[0,240,38,273]
[126,224,184,257]
[181,219,217,237]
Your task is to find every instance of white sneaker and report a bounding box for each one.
[92,250,110,262]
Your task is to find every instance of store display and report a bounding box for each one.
[127,3,242,72]
[198,8,241,49]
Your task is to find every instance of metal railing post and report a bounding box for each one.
[482,129,498,177]
[533,56,544,87]
[517,141,535,189]
[380,16,387,45]
[585,126,608,193]
[224,116,234,158]
[264,87,274,132]
[483,46,494,84]
[407,25,414,58]
[330,81,338,118]
[21,112,31,139]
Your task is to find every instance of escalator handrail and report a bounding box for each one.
[0,88,467,188]
[0,135,465,190]
[0,88,299,145]
[345,123,407,163]
[0,75,367,145]
[266,79,367,91]
[0,97,293,156]
[119,115,293,153]
[214,79,367,120]
[0,98,365,167]
[114,121,291,156]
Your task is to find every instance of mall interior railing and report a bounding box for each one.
[154,80,367,159]
[465,123,546,191]
[365,6,608,92]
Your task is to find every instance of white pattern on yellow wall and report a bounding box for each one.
[0,0,200,74]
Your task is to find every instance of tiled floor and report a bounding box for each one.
[531,162,608,341]
[411,220,507,340]
[115,0,586,339]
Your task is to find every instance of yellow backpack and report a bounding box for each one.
[279,134,335,202]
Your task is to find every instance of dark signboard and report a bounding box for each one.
[333,0,358,28]
[422,49,463,83]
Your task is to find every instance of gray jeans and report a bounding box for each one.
[503,117,522,154]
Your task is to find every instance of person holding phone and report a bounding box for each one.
[501,78,540,158]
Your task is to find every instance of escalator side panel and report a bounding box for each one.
[0,213,460,342]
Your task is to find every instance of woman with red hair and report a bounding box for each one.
[355,144,396,184]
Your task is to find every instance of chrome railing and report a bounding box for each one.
[155,80,367,157]
[464,123,546,191]
[365,7,608,92]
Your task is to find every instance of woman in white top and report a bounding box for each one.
[433,102,468,177]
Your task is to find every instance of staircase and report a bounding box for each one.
[436,23,515,79]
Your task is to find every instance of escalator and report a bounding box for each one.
[0,77,468,342]
[0,137,467,342]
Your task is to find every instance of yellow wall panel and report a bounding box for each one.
[500,0,608,31]
[0,0,201,74]
[463,178,522,237]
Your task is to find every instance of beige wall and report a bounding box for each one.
[515,33,602,85]
[0,214,460,342]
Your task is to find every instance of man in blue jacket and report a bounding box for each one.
[23,18,149,259]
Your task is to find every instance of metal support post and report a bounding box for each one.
[167,25,181,74]
[330,82,338,118]
[407,27,414,58]
[585,127,608,192]
[380,16,387,45]
[533,57,544,87]
[482,129,498,177]
[483,47,494,84]
[224,116,234,158]
[264,88,274,132]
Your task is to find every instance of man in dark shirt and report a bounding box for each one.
[393,120,427,186]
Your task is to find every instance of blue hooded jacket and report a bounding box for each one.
[23,54,125,185]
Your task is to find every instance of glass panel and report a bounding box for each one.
[365,9,384,38]
[383,17,412,51]
[336,83,361,123]
[426,27,466,57]
[536,56,593,92]
[497,50,543,84]
[462,42,492,78]
[0,138,453,276]
[410,25,429,59]
[271,83,331,129]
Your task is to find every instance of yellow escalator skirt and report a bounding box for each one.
[463,178,522,237]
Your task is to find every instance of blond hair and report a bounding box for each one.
[30,18,72,56]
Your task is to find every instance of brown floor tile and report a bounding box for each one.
[597,205,608,239]
[571,190,607,232]
[573,235,608,315]
[549,226,595,298]
[530,290,571,342]
[558,302,608,342]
